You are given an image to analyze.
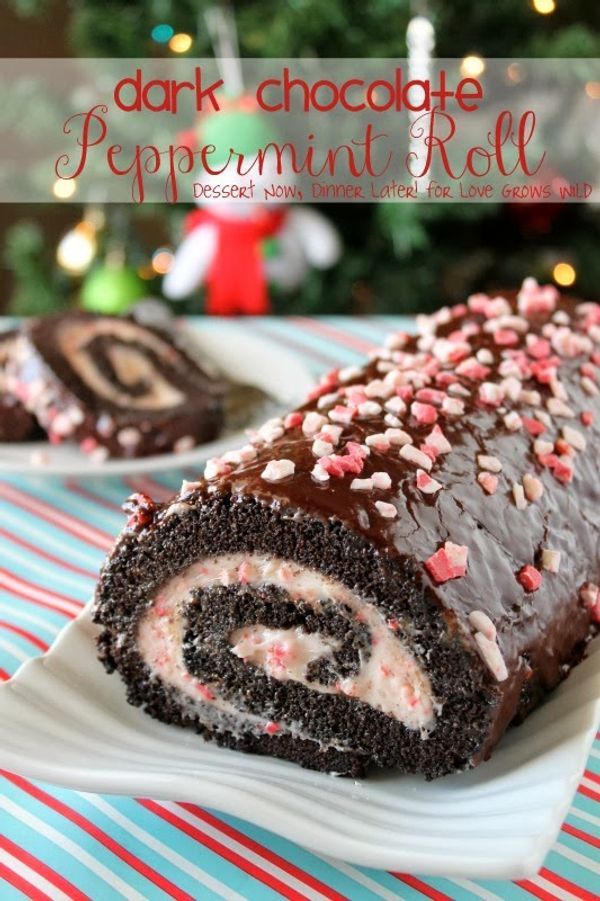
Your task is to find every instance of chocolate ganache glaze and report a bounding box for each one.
[94,279,599,778]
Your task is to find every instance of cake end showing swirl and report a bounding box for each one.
[7,311,224,459]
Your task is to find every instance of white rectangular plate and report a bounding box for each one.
[0,606,598,878]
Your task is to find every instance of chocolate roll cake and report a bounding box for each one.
[8,311,224,459]
[94,279,600,778]
[0,330,40,442]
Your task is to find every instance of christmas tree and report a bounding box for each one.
[4,0,600,314]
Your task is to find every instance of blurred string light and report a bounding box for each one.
[52,178,77,200]
[169,33,193,53]
[552,262,576,287]
[56,221,97,275]
[151,23,174,43]
[531,0,556,14]
[506,63,524,84]
[585,81,600,100]
[460,55,485,79]
[151,247,174,274]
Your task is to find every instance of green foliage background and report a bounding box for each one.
[5,0,600,314]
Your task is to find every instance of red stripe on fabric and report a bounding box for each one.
[65,480,123,513]
[514,878,559,901]
[0,570,82,614]
[539,867,598,900]
[178,802,346,901]
[0,577,76,620]
[0,620,49,652]
[563,821,600,849]
[0,772,194,901]
[290,317,375,354]
[248,320,338,368]
[0,835,89,901]
[390,873,451,901]
[584,769,600,785]
[578,783,600,803]
[0,483,112,550]
[0,858,52,901]
[0,527,97,580]
[125,476,174,503]
[0,667,10,680]
[139,799,309,901]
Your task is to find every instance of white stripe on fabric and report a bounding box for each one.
[78,794,245,901]
[552,840,600,874]
[0,796,145,901]
[160,801,332,901]
[318,856,405,901]
[0,636,30,663]
[0,847,72,901]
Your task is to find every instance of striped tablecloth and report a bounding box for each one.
[0,316,598,901]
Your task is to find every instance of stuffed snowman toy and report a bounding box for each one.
[163,100,341,315]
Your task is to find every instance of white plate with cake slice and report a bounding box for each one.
[0,324,314,476]
[0,602,597,878]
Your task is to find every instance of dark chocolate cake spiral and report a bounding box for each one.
[0,330,40,442]
[94,280,600,778]
[8,311,224,459]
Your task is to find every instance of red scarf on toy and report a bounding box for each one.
[184,208,286,315]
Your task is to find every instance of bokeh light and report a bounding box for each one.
[169,33,193,54]
[56,223,97,274]
[532,0,556,14]
[152,248,174,275]
[460,56,485,79]
[151,24,174,43]
[52,178,77,200]
[552,262,576,287]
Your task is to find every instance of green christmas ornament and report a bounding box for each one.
[81,263,146,314]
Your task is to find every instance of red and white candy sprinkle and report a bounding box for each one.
[477,471,498,495]
[477,454,502,473]
[261,459,295,482]
[425,541,469,583]
[375,500,397,519]
[400,444,432,471]
[474,632,508,681]
[416,470,442,495]
[541,548,561,573]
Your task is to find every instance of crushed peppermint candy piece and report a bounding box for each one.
[375,500,397,518]
[329,404,357,424]
[425,541,469,583]
[321,424,343,444]
[302,411,327,436]
[581,376,599,396]
[372,471,392,490]
[351,477,373,491]
[338,365,363,383]
[468,610,496,641]
[400,444,432,471]
[384,428,412,447]
[366,432,391,452]
[474,632,508,681]
[384,413,402,428]
[523,416,546,436]
[477,471,498,494]
[312,438,333,457]
[357,400,382,418]
[512,482,527,510]
[581,411,594,426]
[311,463,330,482]
[416,470,443,494]
[411,401,438,425]
[562,425,586,452]
[477,454,502,473]
[547,397,575,418]
[518,565,542,592]
[503,411,523,431]
[442,397,465,416]
[478,382,505,407]
[424,425,452,454]
[261,459,295,482]
[541,548,561,573]
[284,412,303,429]
[204,457,232,480]
[385,395,407,416]
[534,438,554,457]
[523,473,544,501]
